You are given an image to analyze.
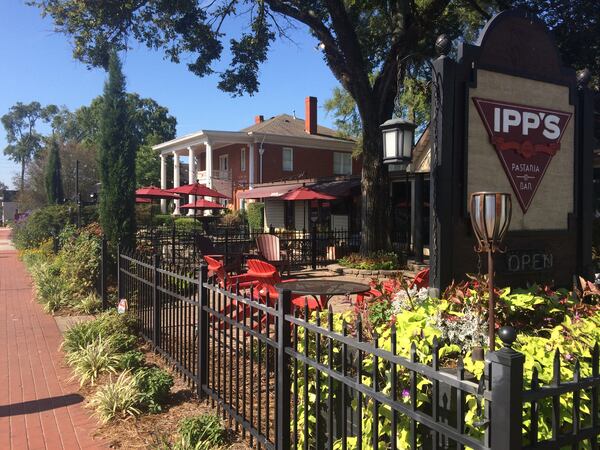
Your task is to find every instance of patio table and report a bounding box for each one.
[274,279,370,310]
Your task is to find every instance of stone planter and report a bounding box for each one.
[326,263,404,279]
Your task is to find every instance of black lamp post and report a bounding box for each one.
[469,192,512,351]
[381,34,451,265]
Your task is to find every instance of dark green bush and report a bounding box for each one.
[81,205,99,226]
[118,350,145,370]
[246,202,264,231]
[178,414,226,448]
[152,213,174,226]
[174,217,202,231]
[12,204,74,250]
[135,367,174,413]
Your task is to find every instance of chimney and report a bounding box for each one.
[254,115,264,124]
[305,96,317,134]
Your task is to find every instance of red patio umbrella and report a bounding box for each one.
[280,186,337,201]
[136,186,181,199]
[180,199,226,210]
[281,186,337,229]
[135,197,152,204]
[167,182,229,199]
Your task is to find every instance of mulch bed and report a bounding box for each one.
[79,345,251,449]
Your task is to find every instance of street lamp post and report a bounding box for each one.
[381,34,451,266]
[469,192,512,351]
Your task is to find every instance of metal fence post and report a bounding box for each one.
[152,254,161,348]
[311,224,317,270]
[487,327,524,450]
[224,228,229,265]
[116,243,122,301]
[197,264,209,398]
[171,221,176,265]
[100,236,108,310]
[276,288,292,449]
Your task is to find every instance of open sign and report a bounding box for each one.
[504,250,553,273]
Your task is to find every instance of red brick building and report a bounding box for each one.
[154,97,358,214]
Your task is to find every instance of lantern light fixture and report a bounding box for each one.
[470,192,512,253]
[469,192,512,352]
[380,118,416,165]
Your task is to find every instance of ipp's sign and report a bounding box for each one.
[472,98,572,211]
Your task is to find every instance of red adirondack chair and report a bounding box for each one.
[255,234,290,276]
[204,255,260,328]
[246,259,321,311]
[204,255,256,290]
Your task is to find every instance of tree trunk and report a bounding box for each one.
[360,119,391,254]
[20,160,25,193]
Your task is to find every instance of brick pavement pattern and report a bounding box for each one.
[0,228,107,449]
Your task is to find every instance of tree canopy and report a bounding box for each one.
[29,0,600,251]
[1,101,57,191]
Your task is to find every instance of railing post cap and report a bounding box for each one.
[499,326,517,348]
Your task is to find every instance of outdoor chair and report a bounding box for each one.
[255,234,290,276]
[204,255,259,329]
[246,259,322,312]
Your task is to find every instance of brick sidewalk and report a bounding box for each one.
[0,228,106,450]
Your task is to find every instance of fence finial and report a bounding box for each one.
[498,326,517,348]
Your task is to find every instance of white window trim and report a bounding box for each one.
[219,154,229,171]
[241,148,246,172]
[282,147,293,171]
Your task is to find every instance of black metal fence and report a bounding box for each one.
[117,251,600,449]
[136,225,365,269]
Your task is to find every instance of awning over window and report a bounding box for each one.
[310,178,361,197]
[237,183,304,199]
[237,178,361,200]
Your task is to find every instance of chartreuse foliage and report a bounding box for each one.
[295,282,600,449]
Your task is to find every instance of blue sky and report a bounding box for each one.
[0,1,340,188]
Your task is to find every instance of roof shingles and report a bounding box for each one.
[241,114,353,143]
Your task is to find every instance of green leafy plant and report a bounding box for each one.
[62,311,136,354]
[177,414,226,449]
[118,350,145,370]
[89,371,142,423]
[135,367,174,413]
[246,202,264,231]
[74,292,102,315]
[66,336,121,386]
[11,204,73,250]
[338,251,401,270]
[294,277,600,449]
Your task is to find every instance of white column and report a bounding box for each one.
[204,142,213,217]
[205,142,213,188]
[160,153,167,213]
[173,151,181,215]
[187,146,196,215]
[248,143,255,189]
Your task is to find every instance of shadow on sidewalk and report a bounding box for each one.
[0,393,84,417]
